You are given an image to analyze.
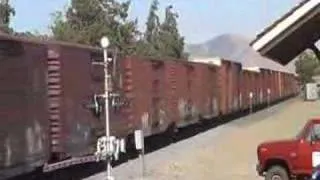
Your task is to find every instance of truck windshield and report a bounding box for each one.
[295,122,320,140]
[295,122,309,140]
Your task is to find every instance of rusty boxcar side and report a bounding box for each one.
[197,63,220,119]
[0,37,49,179]
[46,43,110,161]
[240,70,249,110]
[170,60,198,128]
[230,62,242,113]
[121,56,169,137]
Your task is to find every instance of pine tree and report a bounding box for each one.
[137,0,161,57]
[0,0,15,33]
[159,5,185,59]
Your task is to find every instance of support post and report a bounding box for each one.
[103,48,113,180]
[100,36,114,180]
[135,129,145,180]
[267,88,271,108]
[249,92,253,114]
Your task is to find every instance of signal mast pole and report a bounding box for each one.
[100,36,114,180]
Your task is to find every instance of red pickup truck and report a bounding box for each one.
[257,119,320,180]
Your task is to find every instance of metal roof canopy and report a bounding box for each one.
[250,0,320,65]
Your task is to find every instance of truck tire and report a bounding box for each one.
[265,166,289,180]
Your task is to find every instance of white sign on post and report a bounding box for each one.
[134,130,144,150]
[120,138,126,153]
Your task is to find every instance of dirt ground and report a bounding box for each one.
[85,98,320,180]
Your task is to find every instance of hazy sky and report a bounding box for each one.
[10,0,300,44]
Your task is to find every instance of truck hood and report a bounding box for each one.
[259,139,297,147]
[258,138,299,156]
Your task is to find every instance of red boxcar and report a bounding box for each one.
[0,32,301,180]
[196,62,220,119]
[46,42,134,162]
[217,60,241,115]
[46,43,102,161]
[121,57,170,137]
[0,36,49,179]
[229,61,242,113]
[241,69,260,110]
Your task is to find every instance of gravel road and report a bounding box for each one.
[85,98,320,180]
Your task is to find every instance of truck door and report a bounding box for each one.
[296,123,320,174]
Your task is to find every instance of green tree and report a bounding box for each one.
[145,0,159,44]
[136,0,161,57]
[51,0,139,55]
[138,2,185,59]
[0,0,15,33]
[295,51,319,84]
[159,5,185,59]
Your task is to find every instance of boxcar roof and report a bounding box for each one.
[0,32,45,45]
[0,32,104,52]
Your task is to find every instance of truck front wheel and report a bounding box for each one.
[265,166,289,180]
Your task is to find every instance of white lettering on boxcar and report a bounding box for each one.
[159,109,166,126]
[191,105,198,118]
[4,137,12,167]
[178,98,187,118]
[26,126,35,155]
[34,121,44,153]
[71,122,90,144]
[239,93,242,108]
[233,98,238,111]
[26,120,44,155]
[206,97,211,114]
[141,112,149,129]
[212,97,218,116]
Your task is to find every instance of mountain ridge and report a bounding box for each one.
[185,33,296,74]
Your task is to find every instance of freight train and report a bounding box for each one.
[0,34,299,179]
